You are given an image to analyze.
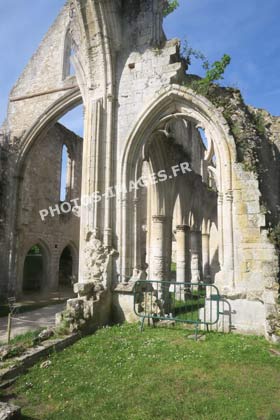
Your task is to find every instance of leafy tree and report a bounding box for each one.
[186,53,231,95]
[202,54,231,85]
[162,1,231,94]
[182,40,209,70]
[163,0,179,17]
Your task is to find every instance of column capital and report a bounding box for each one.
[218,192,223,204]
[152,215,168,223]
[225,190,233,202]
[190,228,201,234]
[202,232,210,238]
[176,224,190,233]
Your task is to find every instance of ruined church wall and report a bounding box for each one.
[224,164,278,334]
[0,0,278,337]
[0,138,10,299]
[7,3,76,136]
[114,38,184,258]
[15,123,82,295]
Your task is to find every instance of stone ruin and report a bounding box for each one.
[0,0,279,340]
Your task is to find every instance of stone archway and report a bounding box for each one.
[58,243,79,288]
[7,91,83,296]
[22,243,49,293]
[59,246,73,287]
[121,85,236,290]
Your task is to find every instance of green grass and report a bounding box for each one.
[0,329,43,348]
[0,330,44,365]
[4,324,280,419]
[169,292,206,322]
[170,262,177,272]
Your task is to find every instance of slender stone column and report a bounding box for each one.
[121,197,129,280]
[150,215,170,307]
[133,197,141,270]
[202,233,210,282]
[176,225,190,283]
[150,215,168,281]
[79,99,103,283]
[217,192,224,266]
[103,94,115,248]
[93,99,102,240]
[165,216,173,281]
[190,230,202,289]
[223,190,234,285]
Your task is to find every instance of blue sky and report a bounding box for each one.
[0,0,279,134]
[165,0,280,115]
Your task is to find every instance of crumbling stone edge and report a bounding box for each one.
[0,333,80,383]
[0,401,21,420]
[0,333,81,418]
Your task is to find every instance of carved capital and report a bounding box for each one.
[225,190,233,202]
[152,215,167,224]
[176,224,190,233]
[218,192,224,204]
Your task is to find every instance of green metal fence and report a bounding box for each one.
[133,280,221,337]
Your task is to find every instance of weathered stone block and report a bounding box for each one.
[74,282,95,297]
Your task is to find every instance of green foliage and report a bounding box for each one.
[204,54,231,83]
[29,244,41,255]
[163,0,179,17]
[54,319,71,337]
[7,324,280,419]
[182,40,209,70]
[170,262,176,272]
[181,38,231,94]
[0,330,43,357]
[252,111,267,137]
[191,54,231,95]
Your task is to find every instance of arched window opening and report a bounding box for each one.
[69,48,75,76]
[60,144,72,202]
[63,30,76,79]
[212,154,217,166]
[23,245,44,292]
[59,246,73,287]
[198,127,208,149]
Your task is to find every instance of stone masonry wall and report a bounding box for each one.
[15,123,83,295]
[0,133,10,299]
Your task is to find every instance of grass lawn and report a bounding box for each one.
[3,324,280,419]
[1,330,42,347]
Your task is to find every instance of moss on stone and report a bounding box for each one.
[182,75,262,173]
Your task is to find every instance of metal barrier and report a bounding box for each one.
[133,280,220,337]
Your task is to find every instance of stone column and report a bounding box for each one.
[133,197,141,270]
[202,233,210,282]
[103,92,116,248]
[217,192,224,266]
[150,215,167,281]
[165,216,173,281]
[223,190,234,286]
[121,196,130,281]
[79,99,103,283]
[190,230,202,289]
[176,225,190,283]
[150,215,170,307]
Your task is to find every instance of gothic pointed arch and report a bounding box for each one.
[120,84,237,281]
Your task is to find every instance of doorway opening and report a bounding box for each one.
[59,246,73,287]
[23,244,45,292]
